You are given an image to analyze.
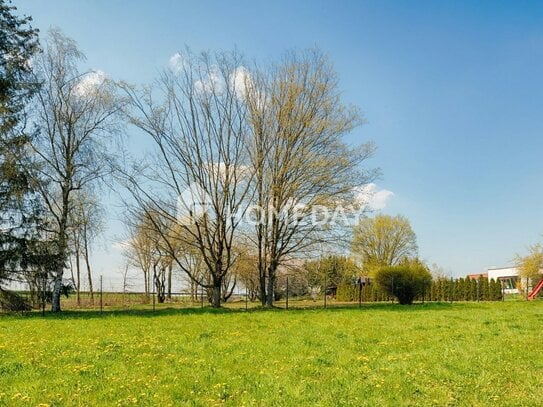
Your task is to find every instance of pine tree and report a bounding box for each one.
[0,0,50,294]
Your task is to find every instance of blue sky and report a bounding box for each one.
[13,0,543,286]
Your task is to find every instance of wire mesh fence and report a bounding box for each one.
[0,273,517,315]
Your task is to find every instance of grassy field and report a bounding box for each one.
[1,302,542,406]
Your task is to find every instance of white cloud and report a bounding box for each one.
[168,53,184,72]
[194,66,224,94]
[355,183,394,210]
[177,182,212,222]
[75,70,107,97]
[229,66,252,99]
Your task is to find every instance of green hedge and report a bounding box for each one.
[335,277,503,303]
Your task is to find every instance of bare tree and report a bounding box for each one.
[121,50,253,307]
[117,262,135,305]
[68,191,103,305]
[245,49,376,307]
[31,29,123,312]
[231,249,259,301]
[124,212,154,296]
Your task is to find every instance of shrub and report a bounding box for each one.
[0,289,31,312]
[375,265,432,305]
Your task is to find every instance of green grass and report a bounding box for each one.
[1,302,542,406]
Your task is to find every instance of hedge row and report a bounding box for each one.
[336,277,503,302]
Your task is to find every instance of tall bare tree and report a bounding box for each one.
[245,50,376,307]
[124,212,154,296]
[69,191,103,304]
[31,29,123,312]
[121,50,253,307]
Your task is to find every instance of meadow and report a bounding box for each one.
[1,301,542,406]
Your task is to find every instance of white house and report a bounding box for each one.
[486,266,520,294]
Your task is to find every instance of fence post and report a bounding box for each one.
[100,275,103,314]
[323,273,327,309]
[152,270,156,312]
[42,275,46,317]
[358,280,362,308]
[286,277,289,310]
[245,286,248,311]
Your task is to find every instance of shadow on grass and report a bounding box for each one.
[0,300,480,320]
[280,301,457,313]
[12,306,238,320]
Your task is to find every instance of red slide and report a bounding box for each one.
[528,279,543,301]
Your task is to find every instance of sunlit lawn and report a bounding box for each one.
[1,301,542,406]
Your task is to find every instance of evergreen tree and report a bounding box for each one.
[0,0,46,289]
[457,277,466,301]
[481,277,490,301]
[469,278,477,301]
[430,280,436,301]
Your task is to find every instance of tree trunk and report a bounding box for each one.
[51,271,63,312]
[265,262,277,308]
[259,272,267,307]
[51,226,68,312]
[211,281,222,308]
[143,270,148,296]
[75,248,81,306]
[83,225,94,301]
[167,262,172,300]
[222,275,236,303]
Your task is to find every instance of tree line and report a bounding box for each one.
[0,2,377,311]
[3,3,515,312]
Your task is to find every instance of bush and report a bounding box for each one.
[0,289,31,312]
[375,265,432,305]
